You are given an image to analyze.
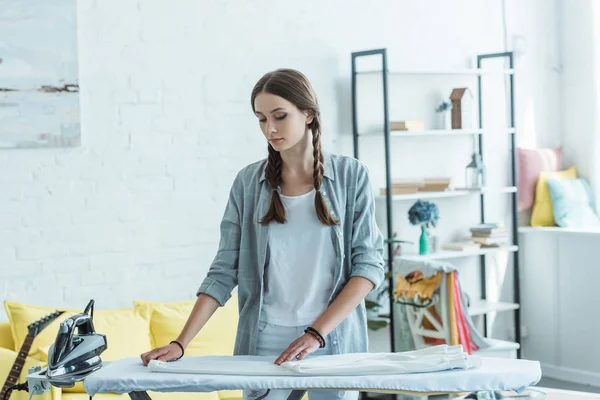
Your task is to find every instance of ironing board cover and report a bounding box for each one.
[84,355,541,396]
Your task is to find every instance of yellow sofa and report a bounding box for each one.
[0,296,243,400]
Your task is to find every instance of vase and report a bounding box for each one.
[429,229,439,253]
[419,225,430,255]
[437,111,452,130]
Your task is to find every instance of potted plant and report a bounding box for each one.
[408,200,440,255]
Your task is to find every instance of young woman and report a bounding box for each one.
[141,69,385,400]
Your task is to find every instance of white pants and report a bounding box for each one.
[242,321,359,400]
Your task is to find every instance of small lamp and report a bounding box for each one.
[465,152,484,188]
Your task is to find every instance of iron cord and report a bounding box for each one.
[3,381,28,400]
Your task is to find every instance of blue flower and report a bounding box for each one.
[408,200,439,228]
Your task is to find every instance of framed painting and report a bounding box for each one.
[0,0,80,148]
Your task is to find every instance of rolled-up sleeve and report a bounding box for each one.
[350,163,385,290]
[196,174,242,306]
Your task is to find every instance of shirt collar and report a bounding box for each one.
[259,151,334,183]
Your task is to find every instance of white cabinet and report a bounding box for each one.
[519,228,600,386]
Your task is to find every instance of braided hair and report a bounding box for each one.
[251,69,338,226]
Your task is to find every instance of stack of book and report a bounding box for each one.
[390,120,425,131]
[380,177,453,196]
[419,177,452,192]
[468,223,509,247]
[442,241,481,251]
[380,178,422,195]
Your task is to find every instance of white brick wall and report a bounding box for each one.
[1,0,559,330]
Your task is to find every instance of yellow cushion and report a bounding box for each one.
[4,300,152,393]
[134,295,240,400]
[134,295,239,355]
[0,321,14,351]
[531,166,578,226]
[217,390,244,400]
[0,347,60,400]
[134,299,194,321]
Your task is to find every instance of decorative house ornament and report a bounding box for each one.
[450,88,474,129]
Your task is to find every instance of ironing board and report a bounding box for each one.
[83,355,542,400]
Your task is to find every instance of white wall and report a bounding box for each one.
[504,0,563,149]
[559,0,600,211]
[0,0,560,353]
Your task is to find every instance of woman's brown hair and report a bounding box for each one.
[251,69,338,226]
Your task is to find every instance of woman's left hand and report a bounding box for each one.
[274,333,321,365]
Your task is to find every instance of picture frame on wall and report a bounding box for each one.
[0,0,81,149]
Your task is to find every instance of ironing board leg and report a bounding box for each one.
[287,390,307,400]
[128,391,152,400]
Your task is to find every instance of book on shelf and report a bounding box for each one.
[463,222,510,247]
[418,177,453,192]
[380,186,419,195]
[380,177,453,195]
[442,241,482,251]
[391,120,425,131]
[471,231,508,237]
[380,178,422,195]
[469,236,509,246]
[470,223,506,235]
[418,185,450,192]
[454,186,486,192]
[391,178,425,187]
[423,177,452,185]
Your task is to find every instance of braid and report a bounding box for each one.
[312,127,324,192]
[266,144,283,190]
[260,145,286,225]
[311,115,338,226]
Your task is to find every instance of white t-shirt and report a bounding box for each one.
[262,189,337,326]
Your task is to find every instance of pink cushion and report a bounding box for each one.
[518,147,563,211]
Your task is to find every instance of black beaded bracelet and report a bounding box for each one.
[304,327,326,348]
[305,330,324,348]
[169,340,185,361]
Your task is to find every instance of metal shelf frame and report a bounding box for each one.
[351,49,521,358]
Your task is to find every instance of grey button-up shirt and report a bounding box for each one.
[197,152,385,356]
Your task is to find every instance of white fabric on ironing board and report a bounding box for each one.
[150,345,480,375]
[83,355,542,396]
[282,345,479,374]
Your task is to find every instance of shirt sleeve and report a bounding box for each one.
[350,162,386,290]
[196,173,242,306]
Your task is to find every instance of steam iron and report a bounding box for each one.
[45,299,107,387]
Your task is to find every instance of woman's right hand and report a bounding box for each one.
[140,343,183,366]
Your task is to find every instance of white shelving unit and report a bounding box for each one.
[359,128,516,137]
[398,245,519,262]
[356,68,515,76]
[376,186,517,201]
[474,338,521,358]
[468,300,520,317]
[352,49,521,359]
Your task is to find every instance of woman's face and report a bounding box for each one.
[254,92,313,152]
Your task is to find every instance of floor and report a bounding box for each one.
[538,377,600,394]
[360,378,600,399]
